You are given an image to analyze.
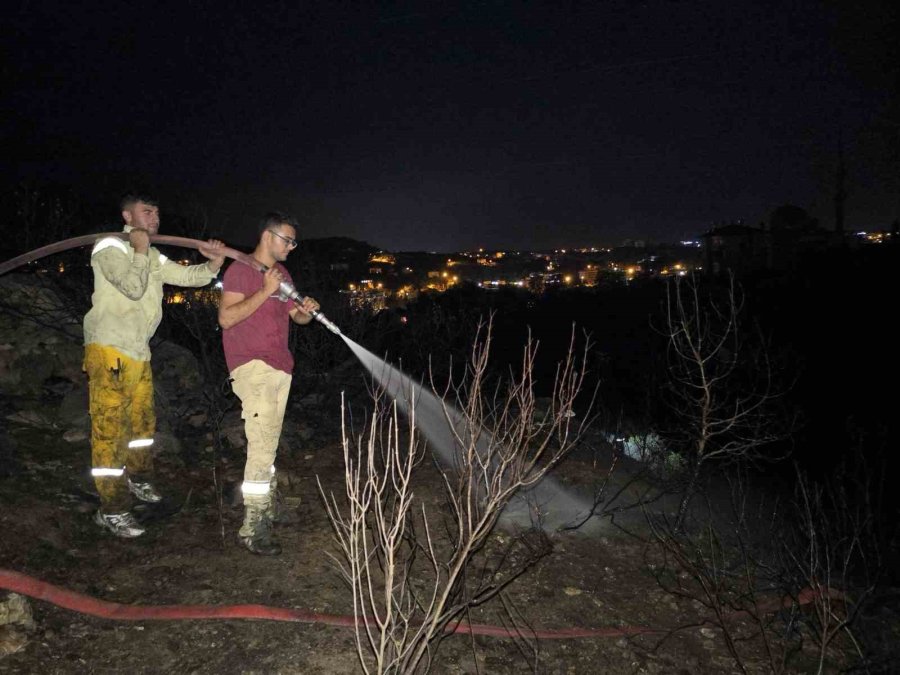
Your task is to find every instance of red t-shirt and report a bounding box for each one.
[221,261,295,375]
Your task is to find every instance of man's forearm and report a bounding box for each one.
[161,260,218,287]
[96,249,150,300]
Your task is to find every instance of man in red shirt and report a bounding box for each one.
[219,212,319,555]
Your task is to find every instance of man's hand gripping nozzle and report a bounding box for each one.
[277,280,343,336]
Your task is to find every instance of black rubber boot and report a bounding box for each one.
[239,504,282,556]
[266,487,300,525]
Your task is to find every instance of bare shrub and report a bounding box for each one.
[645,473,798,674]
[645,454,891,674]
[659,273,794,528]
[320,322,591,673]
[774,457,890,673]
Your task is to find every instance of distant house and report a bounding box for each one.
[702,223,767,275]
[703,205,848,275]
[579,265,600,286]
[765,205,843,270]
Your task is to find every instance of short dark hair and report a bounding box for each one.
[258,211,299,237]
[120,193,159,211]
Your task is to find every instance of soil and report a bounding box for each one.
[0,391,869,674]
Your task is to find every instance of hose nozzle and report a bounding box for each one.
[311,311,342,336]
[276,280,342,336]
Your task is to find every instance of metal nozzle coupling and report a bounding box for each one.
[311,311,342,336]
[278,281,302,302]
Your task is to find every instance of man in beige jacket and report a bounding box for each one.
[84,193,225,538]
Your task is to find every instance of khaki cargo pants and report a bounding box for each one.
[230,359,292,513]
[84,344,155,513]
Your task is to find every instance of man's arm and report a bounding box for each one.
[289,296,320,325]
[160,240,226,287]
[218,267,283,329]
[92,236,150,300]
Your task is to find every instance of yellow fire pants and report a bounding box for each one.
[230,359,291,522]
[84,344,156,513]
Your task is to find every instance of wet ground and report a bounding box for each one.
[0,392,867,674]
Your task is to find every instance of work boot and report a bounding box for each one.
[128,477,162,503]
[94,510,145,538]
[265,486,300,525]
[238,504,282,556]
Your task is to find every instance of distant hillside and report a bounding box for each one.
[298,236,380,258]
[288,237,380,291]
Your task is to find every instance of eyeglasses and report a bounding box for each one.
[268,229,298,249]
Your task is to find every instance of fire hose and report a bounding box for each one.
[0,232,342,335]
[0,568,651,639]
[0,568,842,640]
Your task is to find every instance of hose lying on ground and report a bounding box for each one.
[0,568,844,640]
[0,568,654,639]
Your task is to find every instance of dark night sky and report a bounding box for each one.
[2,0,897,251]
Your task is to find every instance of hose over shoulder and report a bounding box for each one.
[0,232,263,277]
[0,232,341,334]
